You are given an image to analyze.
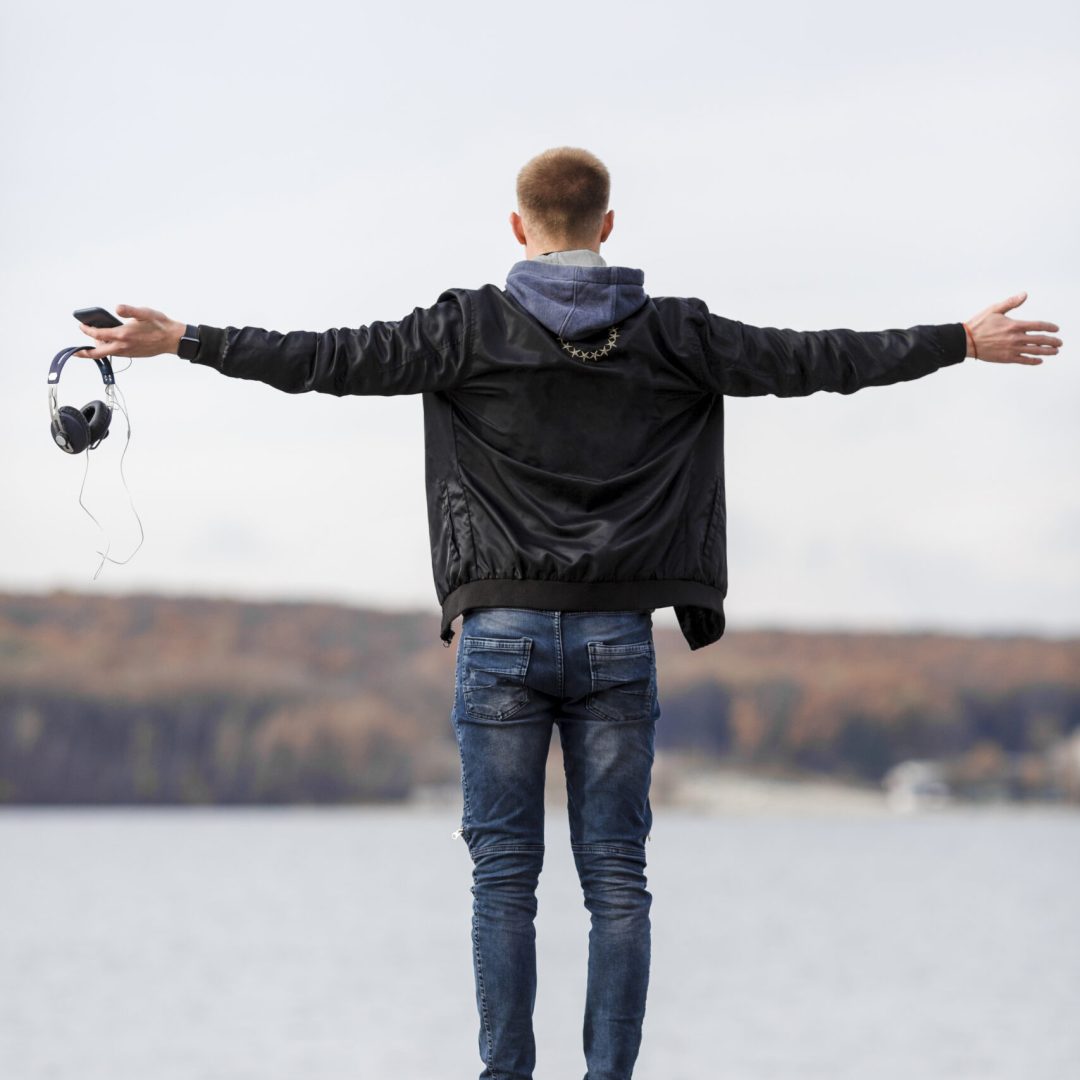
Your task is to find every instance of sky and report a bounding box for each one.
[2,0,1078,641]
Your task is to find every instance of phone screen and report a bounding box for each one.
[73,307,122,329]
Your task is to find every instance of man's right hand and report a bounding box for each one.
[74,304,186,360]
[965,293,1061,365]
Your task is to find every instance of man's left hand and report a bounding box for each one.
[74,304,186,360]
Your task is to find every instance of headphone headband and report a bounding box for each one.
[48,346,115,387]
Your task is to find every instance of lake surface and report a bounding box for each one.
[1,804,1077,1080]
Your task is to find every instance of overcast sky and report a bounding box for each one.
[3,0,1077,641]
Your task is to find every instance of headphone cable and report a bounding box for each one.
[77,371,145,580]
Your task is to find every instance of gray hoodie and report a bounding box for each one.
[505,249,649,340]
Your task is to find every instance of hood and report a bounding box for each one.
[505,260,649,340]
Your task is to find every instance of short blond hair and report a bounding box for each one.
[516,147,610,244]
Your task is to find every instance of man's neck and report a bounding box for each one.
[532,248,607,267]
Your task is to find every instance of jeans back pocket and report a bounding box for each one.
[586,639,656,722]
[462,636,533,722]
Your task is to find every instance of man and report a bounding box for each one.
[76,147,1061,1080]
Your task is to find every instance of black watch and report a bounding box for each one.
[177,323,201,360]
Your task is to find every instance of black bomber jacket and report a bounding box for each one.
[189,271,967,651]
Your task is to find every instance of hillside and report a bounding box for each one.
[1,592,1077,805]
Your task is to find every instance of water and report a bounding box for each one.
[1,804,1077,1080]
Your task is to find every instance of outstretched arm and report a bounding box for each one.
[694,292,1061,398]
[74,297,472,396]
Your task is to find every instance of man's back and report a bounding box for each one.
[424,272,728,648]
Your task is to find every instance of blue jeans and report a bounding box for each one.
[450,607,657,1080]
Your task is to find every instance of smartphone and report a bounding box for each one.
[73,307,122,328]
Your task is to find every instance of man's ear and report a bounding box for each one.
[599,209,615,244]
[510,211,527,247]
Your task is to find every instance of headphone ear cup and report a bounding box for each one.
[52,404,91,454]
[82,400,112,446]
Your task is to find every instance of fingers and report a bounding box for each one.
[991,291,1028,314]
[116,303,159,320]
[76,322,129,358]
[1016,329,1061,360]
[1015,320,1060,333]
[1012,333,1059,363]
[78,322,120,353]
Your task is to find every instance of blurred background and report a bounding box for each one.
[2,1,1078,1078]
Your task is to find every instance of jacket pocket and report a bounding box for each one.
[440,479,461,562]
[586,640,656,722]
[462,636,533,722]
[701,475,725,569]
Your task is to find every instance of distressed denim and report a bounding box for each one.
[450,607,657,1080]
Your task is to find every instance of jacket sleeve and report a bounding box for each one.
[687,298,968,397]
[187,289,471,396]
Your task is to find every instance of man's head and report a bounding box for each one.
[511,147,614,257]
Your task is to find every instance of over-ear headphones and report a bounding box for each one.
[48,346,116,454]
